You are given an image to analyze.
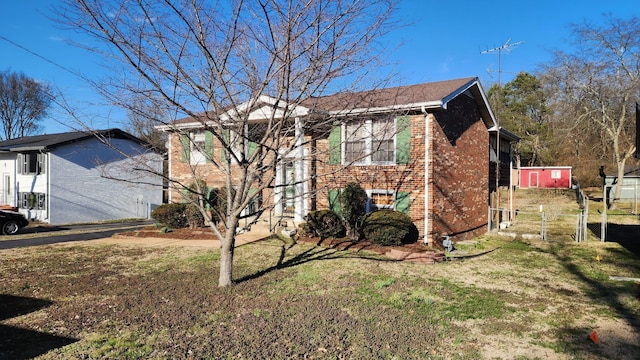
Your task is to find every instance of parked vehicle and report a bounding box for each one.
[0,210,29,235]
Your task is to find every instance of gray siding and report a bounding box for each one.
[604,177,640,201]
[48,137,162,224]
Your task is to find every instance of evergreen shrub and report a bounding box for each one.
[151,203,188,229]
[361,209,418,246]
[303,210,346,239]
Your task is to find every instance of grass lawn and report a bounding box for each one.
[1,189,639,359]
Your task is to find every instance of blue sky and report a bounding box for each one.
[0,0,637,135]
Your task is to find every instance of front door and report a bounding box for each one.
[282,161,295,215]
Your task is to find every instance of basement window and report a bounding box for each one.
[19,192,46,210]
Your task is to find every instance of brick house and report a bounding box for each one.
[159,77,516,245]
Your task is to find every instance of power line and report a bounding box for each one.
[0,34,87,81]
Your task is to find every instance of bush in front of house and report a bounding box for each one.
[338,182,368,240]
[361,209,418,246]
[302,210,346,239]
[207,186,236,225]
[151,203,188,229]
[185,203,205,228]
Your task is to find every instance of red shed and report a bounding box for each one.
[519,166,572,189]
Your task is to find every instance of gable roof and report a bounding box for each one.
[0,129,150,152]
[159,77,497,130]
[301,77,478,112]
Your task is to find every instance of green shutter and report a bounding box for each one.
[248,141,257,158]
[180,134,190,163]
[204,131,214,160]
[395,191,410,214]
[328,124,341,165]
[181,188,189,203]
[221,129,230,161]
[328,189,340,213]
[395,116,411,164]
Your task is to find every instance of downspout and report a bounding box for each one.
[422,107,430,245]
[46,150,50,222]
[168,131,173,203]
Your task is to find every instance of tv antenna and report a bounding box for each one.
[481,38,524,88]
[481,38,523,219]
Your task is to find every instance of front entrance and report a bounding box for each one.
[282,161,296,216]
[274,159,296,217]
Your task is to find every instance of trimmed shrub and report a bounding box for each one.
[338,182,368,239]
[361,209,418,246]
[207,186,235,224]
[151,203,188,229]
[303,210,346,239]
[185,203,205,228]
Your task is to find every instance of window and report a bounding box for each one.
[344,118,395,165]
[551,170,561,179]
[18,152,45,175]
[344,121,368,163]
[19,192,46,210]
[190,131,207,165]
[371,119,395,162]
[369,190,395,211]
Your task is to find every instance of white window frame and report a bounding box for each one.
[18,152,45,175]
[19,192,46,210]
[342,117,396,166]
[190,131,207,165]
[551,170,562,179]
[366,189,396,212]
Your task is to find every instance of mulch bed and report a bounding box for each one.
[120,226,446,263]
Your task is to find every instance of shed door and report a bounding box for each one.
[529,172,539,188]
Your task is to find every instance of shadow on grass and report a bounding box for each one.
[529,237,640,356]
[235,238,391,284]
[588,222,640,257]
[0,294,77,359]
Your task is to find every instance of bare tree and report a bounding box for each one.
[541,15,640,207]
[0,70,51,140]
[125,96,168,153]
[57,0,398,286]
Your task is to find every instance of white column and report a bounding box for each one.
[294,117,305,222]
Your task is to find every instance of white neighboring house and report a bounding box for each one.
[0,129,163,224]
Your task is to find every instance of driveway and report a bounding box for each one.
[0,221,153,250]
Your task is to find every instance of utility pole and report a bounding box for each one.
[481,38,523,226]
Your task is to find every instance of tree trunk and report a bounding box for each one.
[218,218,239,287]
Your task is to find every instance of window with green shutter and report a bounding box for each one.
[248,141,257,158]
[204,131,214,160]
[180,134,190,163]
[221,129,230,161]
[395,191,410,214]
[328,189,341,212]
[395,116,411,164]
[328,125,341,164]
